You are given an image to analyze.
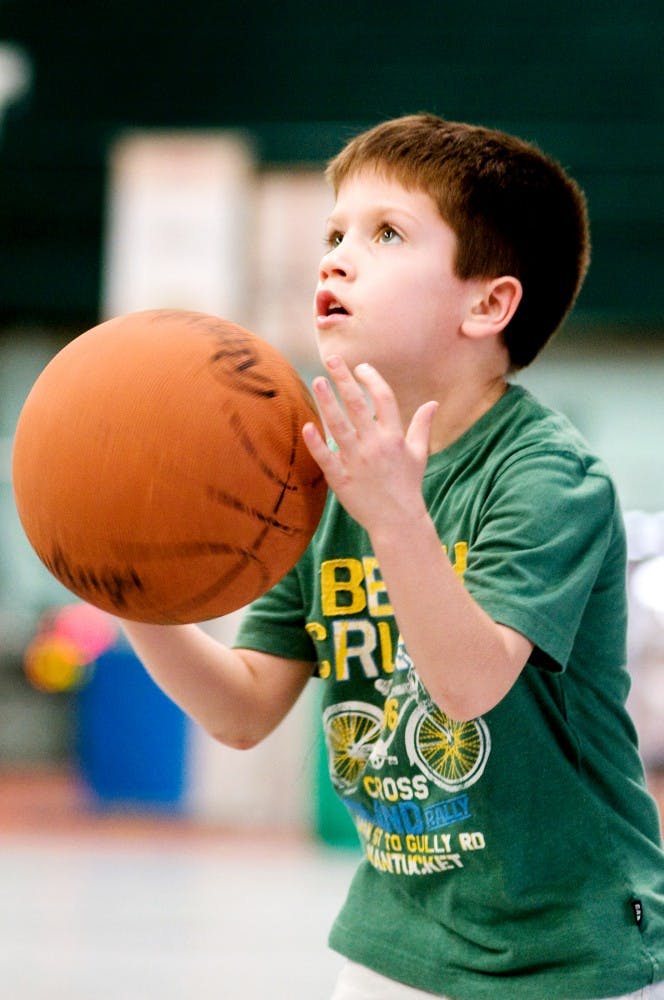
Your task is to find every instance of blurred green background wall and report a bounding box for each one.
[1,0,662,333]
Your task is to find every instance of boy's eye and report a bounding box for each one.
[378,225,401,244]
[325,231,344,249]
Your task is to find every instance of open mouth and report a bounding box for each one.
[316,291,350,319]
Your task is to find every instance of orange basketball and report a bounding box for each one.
[12,309,327,624]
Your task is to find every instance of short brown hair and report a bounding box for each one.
[326,114,590,369]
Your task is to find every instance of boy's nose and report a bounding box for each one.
[319,245,355,281]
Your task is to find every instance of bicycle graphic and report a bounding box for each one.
[322,641,491,795]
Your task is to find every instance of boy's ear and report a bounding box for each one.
[461,276,523,339]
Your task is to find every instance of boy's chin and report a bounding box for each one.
[318,346,350,369]
[318,340,367,370]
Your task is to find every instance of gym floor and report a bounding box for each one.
[0,770,359,1000]
[2,769,663,1000]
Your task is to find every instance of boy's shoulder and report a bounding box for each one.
[434,383,623,533]
[488,383,614,483]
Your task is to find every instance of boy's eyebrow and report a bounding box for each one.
[326,203,422,228]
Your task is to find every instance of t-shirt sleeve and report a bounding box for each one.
[463,449,620,672]
[233,562,317,663]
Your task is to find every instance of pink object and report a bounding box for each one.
[52,603,118,662]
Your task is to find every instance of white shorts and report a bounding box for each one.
[330,962,450,999]
[330,960,664,1000]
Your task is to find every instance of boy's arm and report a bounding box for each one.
[121,621,313,749]
[367,516,533,720]
[302,357,533,722]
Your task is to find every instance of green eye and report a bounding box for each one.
[379,226,401,244]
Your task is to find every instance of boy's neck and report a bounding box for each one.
[403,373,510,455]
[434,376,509,452]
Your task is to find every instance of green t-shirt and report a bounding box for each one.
[235,385,664,999]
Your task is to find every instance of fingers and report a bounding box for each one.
[406,400,439,462]
[301,419,343,484]
[304,354,437,473]
[302,355,396,488]
[352,361,402,428]
[310,373,358,447]
[317,355,402,436]
[321,356,377,436]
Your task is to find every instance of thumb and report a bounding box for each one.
[405,400,439,461]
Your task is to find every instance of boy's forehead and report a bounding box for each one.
[335,164,412,196]
[332,169,436,216]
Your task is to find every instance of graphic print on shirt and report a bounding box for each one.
[322,640,491,877]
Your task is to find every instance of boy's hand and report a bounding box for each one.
[302,355,438,534]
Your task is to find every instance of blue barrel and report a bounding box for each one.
[76,637,187,811]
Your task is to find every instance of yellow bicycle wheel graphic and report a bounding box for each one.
[406,704,491,791]
[322,701,383,794]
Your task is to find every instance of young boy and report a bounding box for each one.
[122,114,664,999]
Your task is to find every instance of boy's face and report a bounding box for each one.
[313,170,478,388]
